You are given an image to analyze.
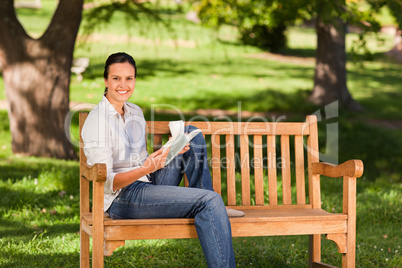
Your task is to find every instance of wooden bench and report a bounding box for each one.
[79,113,364,268]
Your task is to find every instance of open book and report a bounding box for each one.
[162,129,202,166]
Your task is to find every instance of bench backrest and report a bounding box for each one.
[145,116,320,208]
[79,113,321,210]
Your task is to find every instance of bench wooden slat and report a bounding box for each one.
[306,115,322,265]
[226,204,312,210]
[83,208,347,226]
[240,134,251,205]
[153,134,163,152]
[343,176,357,267]
[295,135,306,204]
[230,219,347,237]
[307,115,320,208]
[267,135,278,205]
[226,134,236,205]
[92,179,105,268]
[79,113,91,267]
[146,121,310,135]
[98,217,348,241]
[253,135,264,205]
[100,218,347,240]
[281,135,292,205]
[211,134,221,195]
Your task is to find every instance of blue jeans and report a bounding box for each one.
[109,126,236,267]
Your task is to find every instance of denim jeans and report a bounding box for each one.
[109,126,236,267]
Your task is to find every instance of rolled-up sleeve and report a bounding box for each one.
[82,114,117,195]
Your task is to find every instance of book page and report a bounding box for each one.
[162,129,202,165]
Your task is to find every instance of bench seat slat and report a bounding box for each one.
[230,219,347,237]
[95,219,347,241]
[84,209,348,239]
[82,208,346,226]
[96,218,347,241]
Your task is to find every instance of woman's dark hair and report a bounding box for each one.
[103,52,137,93]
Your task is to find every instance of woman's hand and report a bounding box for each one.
[166,135,190,155]
[113,148,169,192]
[178,142,190,155]
[141,148,170,173]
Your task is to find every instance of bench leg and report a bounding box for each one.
[341,231,355,268]
[309,234,321,268]
[92,231,104,268]
[342,176,356,268]
[80,226,90,268]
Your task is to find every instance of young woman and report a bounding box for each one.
[81,52,242,267]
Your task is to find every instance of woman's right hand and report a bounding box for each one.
[141,148,170,174]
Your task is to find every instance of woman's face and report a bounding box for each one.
[104,62,136,107]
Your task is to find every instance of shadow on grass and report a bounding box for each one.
[79,53,401,122]
[0,235,308,267]
[0,216,79,240]
[279,47,316,58]
[86,53,317,80]
[347,61,402,118]
[216,38,317,59]
[155,88,317,115]
[322,118,402,182]
[354,90,402,121]
[0,182,78,209]
[0,158,79,191]
[0,251,80,268]
[106,237,310,268]
[85,58,195,80]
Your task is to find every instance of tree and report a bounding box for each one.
[196,0,308,52]
[367,0,402,61]
[309,0,372,111]
[0,0,83,159]
[194,0,381,111]
[0,0,162,159]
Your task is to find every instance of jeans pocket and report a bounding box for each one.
[109,211,124,220]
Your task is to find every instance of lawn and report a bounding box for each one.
[0,1,401,267]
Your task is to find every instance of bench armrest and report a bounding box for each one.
[312,159,364,178]
[80,162,107,182]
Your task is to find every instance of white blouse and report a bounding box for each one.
[82,95,150,211]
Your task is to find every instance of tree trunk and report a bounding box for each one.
[0,0,83,159]
[309,15,363,111]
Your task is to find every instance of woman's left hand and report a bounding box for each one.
[167,136,190,155]
[178,143,190,155]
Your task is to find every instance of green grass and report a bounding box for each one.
[0,1,401,267]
